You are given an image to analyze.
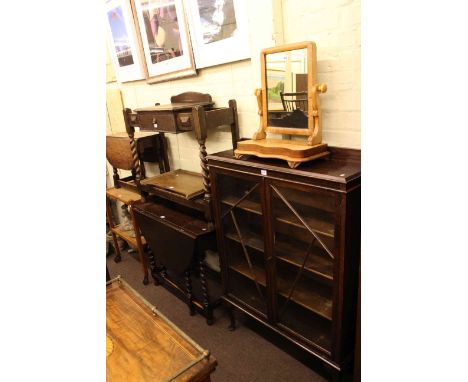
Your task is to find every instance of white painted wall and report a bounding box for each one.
[282,0,361,148]
[106,0,360,177]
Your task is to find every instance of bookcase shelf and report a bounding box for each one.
[222,196,335,238]
[229,260,333,321]
[225,231,333,282]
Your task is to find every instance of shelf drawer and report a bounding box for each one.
[137,112,177,133]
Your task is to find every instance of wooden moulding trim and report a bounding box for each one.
[261,41,315,55]
[224,293,268,320]
[206,160,355,190]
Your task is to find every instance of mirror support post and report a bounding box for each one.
[307,83,327,145]
[252,88,266,140]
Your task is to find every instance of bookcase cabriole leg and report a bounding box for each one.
[226,302,236,331]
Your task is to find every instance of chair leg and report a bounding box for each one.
[111,232,122,263]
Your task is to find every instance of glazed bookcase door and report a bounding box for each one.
[266,180,337,354]
[216,172,269,317]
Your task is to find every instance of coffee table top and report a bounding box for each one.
[106,277,217,381]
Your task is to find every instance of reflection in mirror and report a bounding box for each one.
[266,48,308,128]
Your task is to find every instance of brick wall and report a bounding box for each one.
[107,0,360,176]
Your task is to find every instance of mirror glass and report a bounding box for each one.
[266,48,308,128]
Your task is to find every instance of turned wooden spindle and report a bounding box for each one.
[146,249,159,286]
[307,83,327,146]
[128,132,141,180]
[198,141,211,202]
[123,108,144,196]
[192,105,213,224]
[199,258,213,325]
[185,269,195,316]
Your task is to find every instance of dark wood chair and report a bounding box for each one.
[280,91,308,112]
[106,132,169,285]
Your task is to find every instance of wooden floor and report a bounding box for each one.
[106,250,328,382]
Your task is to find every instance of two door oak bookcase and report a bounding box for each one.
[207,147,360,380]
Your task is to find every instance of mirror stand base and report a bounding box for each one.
[234,139,329,168]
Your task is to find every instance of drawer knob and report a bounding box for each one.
[179,116,191,126]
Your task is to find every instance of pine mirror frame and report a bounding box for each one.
[259,41,326,145]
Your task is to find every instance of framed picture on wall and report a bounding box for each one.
[105,0,147,82]
[185,0,251,69]
[133,0,196,83]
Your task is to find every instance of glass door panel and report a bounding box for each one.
[269,183,336,352]
[218,173,268,316]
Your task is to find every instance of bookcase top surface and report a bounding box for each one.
[207,147,361,186]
